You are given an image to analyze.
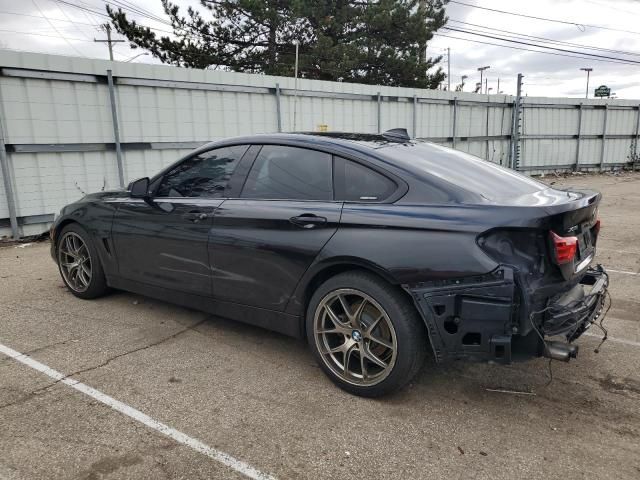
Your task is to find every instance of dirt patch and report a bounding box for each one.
[80,453,143,480]
[592,374,640,396]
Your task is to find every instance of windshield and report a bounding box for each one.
[380,142,548,201]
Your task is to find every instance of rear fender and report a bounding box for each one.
[284,256,398,318]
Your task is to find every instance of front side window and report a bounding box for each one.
[335,157,396,202]
[156,145,249,198]
[241,145,333,200]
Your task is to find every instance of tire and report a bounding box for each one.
[56,223,108,299]
[306,270,427,397]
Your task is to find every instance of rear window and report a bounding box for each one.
[335,157,396,202]
[381,142,547,201]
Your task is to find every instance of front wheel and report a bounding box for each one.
[57,223,108,299]
[306,271,427,397]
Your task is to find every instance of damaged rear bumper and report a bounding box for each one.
[407,265,609,364]
[543,265,608,341]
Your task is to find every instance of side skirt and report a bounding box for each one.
[107,276,303,339]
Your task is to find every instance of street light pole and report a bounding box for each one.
[580,68,593,99]
[447,47,451,92]
[461,75,468,91]
[477,66,490,94]
[293,40,299,130]
[124,52,149,63]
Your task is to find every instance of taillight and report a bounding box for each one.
[593,219,601,236]
[550,231,577,264]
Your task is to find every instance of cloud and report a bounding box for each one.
[428,0,640,98]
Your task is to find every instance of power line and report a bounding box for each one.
[432,32,640,67]
[442,26,640,65]
[0,9,96,26]
[0,28,96,43]
[53,0,176,35]
[105,0,169,25]
[32,0,87,57]
[53,0,95,40]
[449,0,640,36]
[51,0,111,20]
[448,19,640,58]
[64,0,106,27]
[15,1,639,72]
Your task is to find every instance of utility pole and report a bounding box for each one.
[94,24,124,61]
[497,78,500,94]
[485,78,488,95]
[447,47,451,92]
[477,65,490,95]
[293,40,299,131]
[580,67,593,99]
[510,73,524,170]
[419,0,427,65]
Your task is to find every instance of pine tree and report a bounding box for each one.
[107,0,448,88]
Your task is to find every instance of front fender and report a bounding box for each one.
[49,198,118,277]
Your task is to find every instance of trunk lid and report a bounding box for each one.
[547,189,600,281]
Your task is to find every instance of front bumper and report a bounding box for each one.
[408,265,609,364]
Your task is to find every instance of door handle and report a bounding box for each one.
[182,211,209,223]
[289,214,327,229]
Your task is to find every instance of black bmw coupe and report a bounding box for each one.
[51,129,608,396]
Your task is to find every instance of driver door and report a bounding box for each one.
[111,145,250,296]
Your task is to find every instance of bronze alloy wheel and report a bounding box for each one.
[313,288,398,387]
[58,231,93,293]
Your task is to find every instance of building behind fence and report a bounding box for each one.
[1,50,639,238]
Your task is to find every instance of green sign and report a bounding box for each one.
[594,85,611,98]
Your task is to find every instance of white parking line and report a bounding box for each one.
[606,268,639,276]
[597,248,640,255]
[583,332,640,348]
[0,342,276,480]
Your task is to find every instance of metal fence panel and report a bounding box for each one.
[0,159,8,219]
[1,50,639,238]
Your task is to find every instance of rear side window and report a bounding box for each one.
[335,157,396,202]
[241,145,333,200]
[156,145,249,198]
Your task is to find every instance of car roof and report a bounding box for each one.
[158,132,547,204]
[197,132,399,152]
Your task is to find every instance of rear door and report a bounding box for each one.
[112,144,249,296]
[210,145,342,311]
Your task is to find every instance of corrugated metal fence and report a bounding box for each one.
[1,51,639,238]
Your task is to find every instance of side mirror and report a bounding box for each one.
[129,177,150,198]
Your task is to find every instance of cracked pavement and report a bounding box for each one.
[1,173,640,479]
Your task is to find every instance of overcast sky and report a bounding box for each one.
[0,0,639,99]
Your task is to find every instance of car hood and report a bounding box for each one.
[81,189,127,201]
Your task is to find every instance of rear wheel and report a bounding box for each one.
[306,271,427,397]
[57,224,108,299]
